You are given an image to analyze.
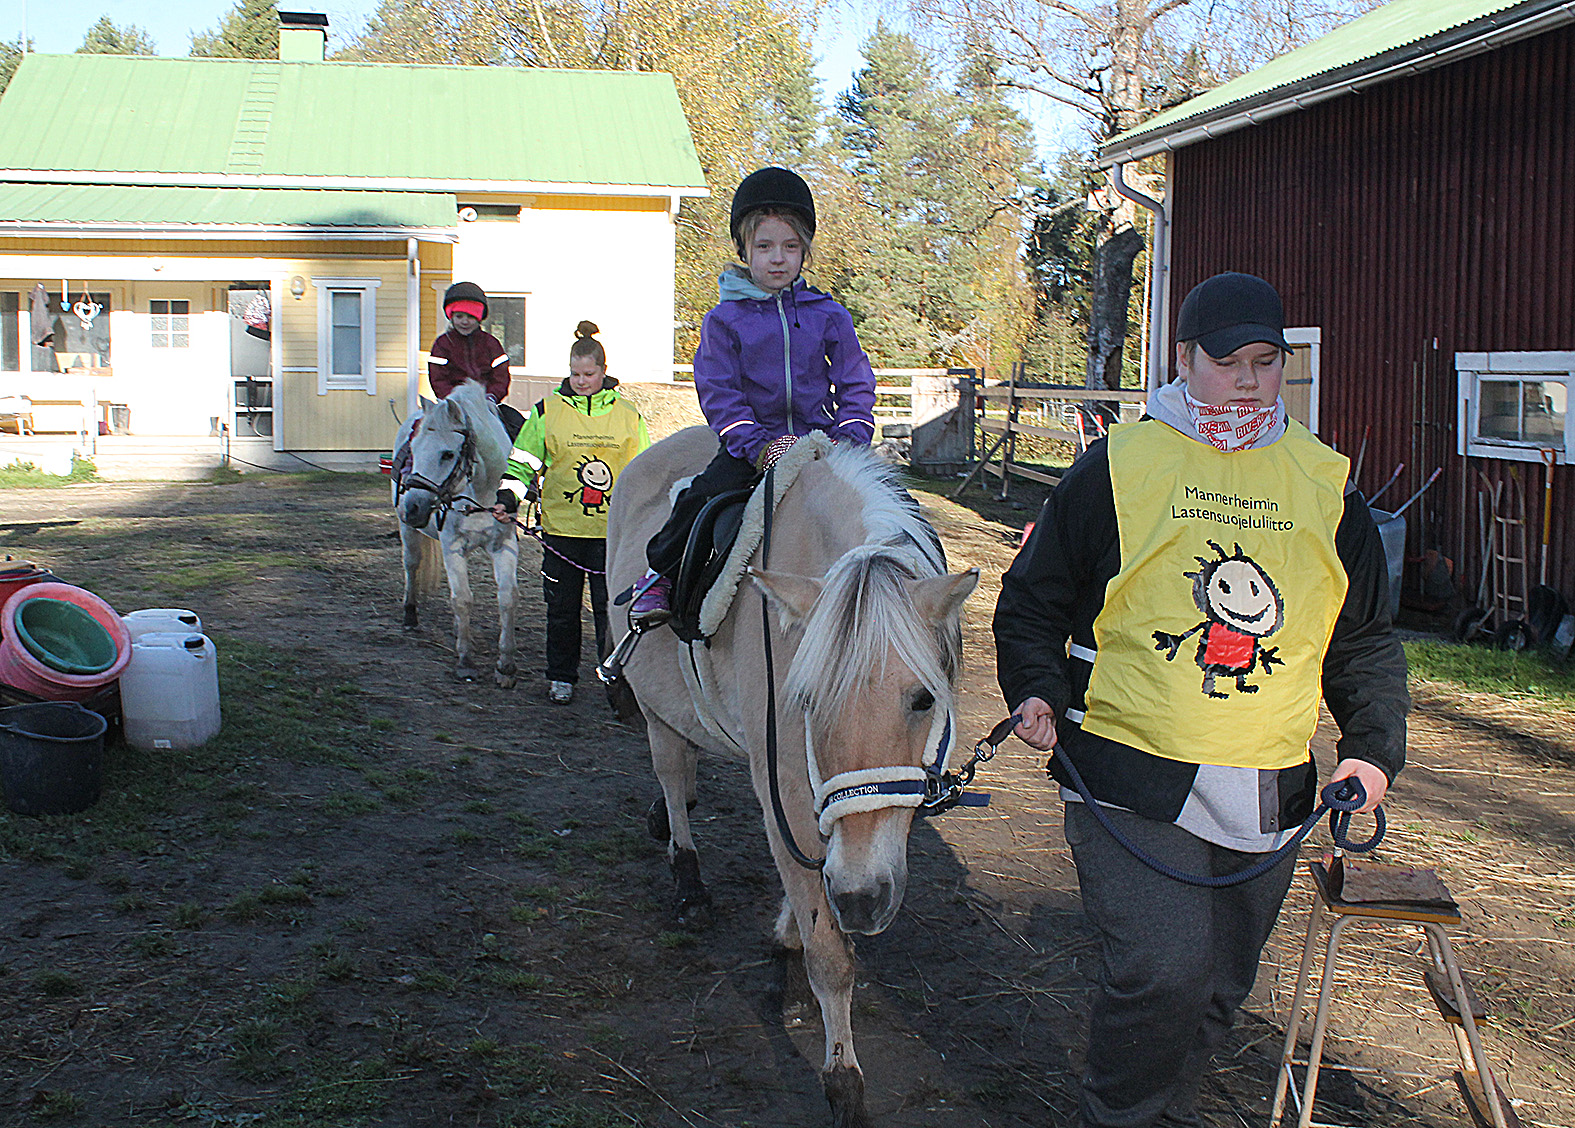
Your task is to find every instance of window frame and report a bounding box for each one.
[150,298,191,350]
[312,277,382,395]
[1456,351,1572,465]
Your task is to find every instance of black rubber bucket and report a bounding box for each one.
[0,701,107,816]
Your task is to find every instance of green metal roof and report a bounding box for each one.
[1102,0,1563,163]
[0,183,456,230]
[0,53,707,190]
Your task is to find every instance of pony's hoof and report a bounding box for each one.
[454,665,480,683]
[823,1064,871,1128]
[402,608,418,631]
[494,670,516,690]
[671,847,712,926]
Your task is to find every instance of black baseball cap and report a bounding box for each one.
[1175,273,1295,359]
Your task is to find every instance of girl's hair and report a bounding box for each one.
[735,207,814,268]
[569,320,605,368]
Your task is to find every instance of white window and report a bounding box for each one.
[313,277,382,394]
[1457,352,1572,464]
[150,300,190,349]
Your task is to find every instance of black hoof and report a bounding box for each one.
[454,666,480,683]
[671,848,711,925]
[402,608,418,631]
[770,944,816,1014]
[824,1064,871,1128]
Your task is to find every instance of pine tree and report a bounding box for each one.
[191,0,280,60]
[0,38,23,96]
[79,17,157,55]
[835,24,1037,369]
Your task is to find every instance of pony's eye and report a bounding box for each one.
[910,689,935,713]
[440,451,455,461]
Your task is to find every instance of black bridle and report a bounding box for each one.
[397,423,478,531]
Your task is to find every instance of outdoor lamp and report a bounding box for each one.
[289,276,307,298]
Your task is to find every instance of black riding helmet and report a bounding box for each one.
[729,167,816,258]
[442,280,488,321]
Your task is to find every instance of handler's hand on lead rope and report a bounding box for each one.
[755,434,797,472]
[1013,696,1059,751]
[1329,758,1388,813]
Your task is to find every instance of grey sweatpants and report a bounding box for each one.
[1065,802,1297,1128]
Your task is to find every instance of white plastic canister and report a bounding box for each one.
[120,632,221,750]
[122,608,203,641]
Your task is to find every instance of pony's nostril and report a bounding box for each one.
[831,879,893,932]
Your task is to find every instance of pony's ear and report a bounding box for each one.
[419,395,435,412]
[908,568,980,624]
[747,568,823,628]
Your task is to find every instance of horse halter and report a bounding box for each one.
[804,706,959,836]
[398,422,478,531]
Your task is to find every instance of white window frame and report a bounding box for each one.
[1284,327,1321,435]
[313,277,381,395]
[1456,351,1572,465]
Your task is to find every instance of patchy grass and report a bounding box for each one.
[1405,639,1575,707]
[0,636,377,867]
[0,456,99,487]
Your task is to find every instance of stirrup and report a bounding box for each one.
[596,624,646,685]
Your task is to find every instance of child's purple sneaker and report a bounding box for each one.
[630,570,673,626]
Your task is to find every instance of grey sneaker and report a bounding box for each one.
[547,680,574,704]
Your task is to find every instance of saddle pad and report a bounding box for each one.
[698,432,833,637]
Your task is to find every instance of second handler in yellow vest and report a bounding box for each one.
[496,322,649,704]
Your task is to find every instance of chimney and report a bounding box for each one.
[279,11,328,63]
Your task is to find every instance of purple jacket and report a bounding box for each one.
[694,268,877,464]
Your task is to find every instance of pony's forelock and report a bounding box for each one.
[784,447,961,729]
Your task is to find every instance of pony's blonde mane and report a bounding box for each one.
[784,446,959,729]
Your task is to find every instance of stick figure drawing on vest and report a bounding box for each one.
[566,456,615,515]
[1153,540,1285,698]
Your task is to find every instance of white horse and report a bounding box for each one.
[394,381,520,687]
[606,427,978,1127]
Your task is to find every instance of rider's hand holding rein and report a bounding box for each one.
[1013,696,1058,751]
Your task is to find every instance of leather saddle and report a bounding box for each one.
[670,487,754,643]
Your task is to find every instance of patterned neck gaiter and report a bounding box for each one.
[1184,391,1287,452]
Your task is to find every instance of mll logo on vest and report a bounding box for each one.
[1153,540,1285,699]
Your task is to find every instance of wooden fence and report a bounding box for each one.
[954,365,1148,499]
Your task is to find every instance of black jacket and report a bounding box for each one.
[993,435,1408,828]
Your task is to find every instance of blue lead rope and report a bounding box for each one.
[982,714,1386,888]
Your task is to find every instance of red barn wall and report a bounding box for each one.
[1168,22,1575,614]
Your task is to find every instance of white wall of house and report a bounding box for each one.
[450,201,677,385]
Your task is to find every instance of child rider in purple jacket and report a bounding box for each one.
[630,167,878,624]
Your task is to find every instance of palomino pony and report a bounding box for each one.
[394,381,520,687]
[605,427,978,1127]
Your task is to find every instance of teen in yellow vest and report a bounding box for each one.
[496,322,649,704]
[994,274,1408,1128]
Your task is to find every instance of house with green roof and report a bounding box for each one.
[0,14,706,475]
[1098,0,1575,622]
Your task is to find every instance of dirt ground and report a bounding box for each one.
[0,470,1571,1128]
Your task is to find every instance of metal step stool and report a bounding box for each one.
[1269,859,1518,1128]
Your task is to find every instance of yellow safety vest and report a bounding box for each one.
[541,394,644,537]
[1080,419,1348,769]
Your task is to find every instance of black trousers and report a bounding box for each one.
[645,447,759,576]
[1064,802,1298,1128]
[542,534,607,684]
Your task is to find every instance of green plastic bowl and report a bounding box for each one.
[13,598,119,675]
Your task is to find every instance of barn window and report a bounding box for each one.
[480,295,526,369]
[1456,352,1572,465]
[312,277,381,395]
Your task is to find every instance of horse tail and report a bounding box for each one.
[414,532,443,598]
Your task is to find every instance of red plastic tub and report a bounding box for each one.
[0,564,55,627]
[0,582,131,702]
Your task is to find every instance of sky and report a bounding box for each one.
[0,0,1081,156]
